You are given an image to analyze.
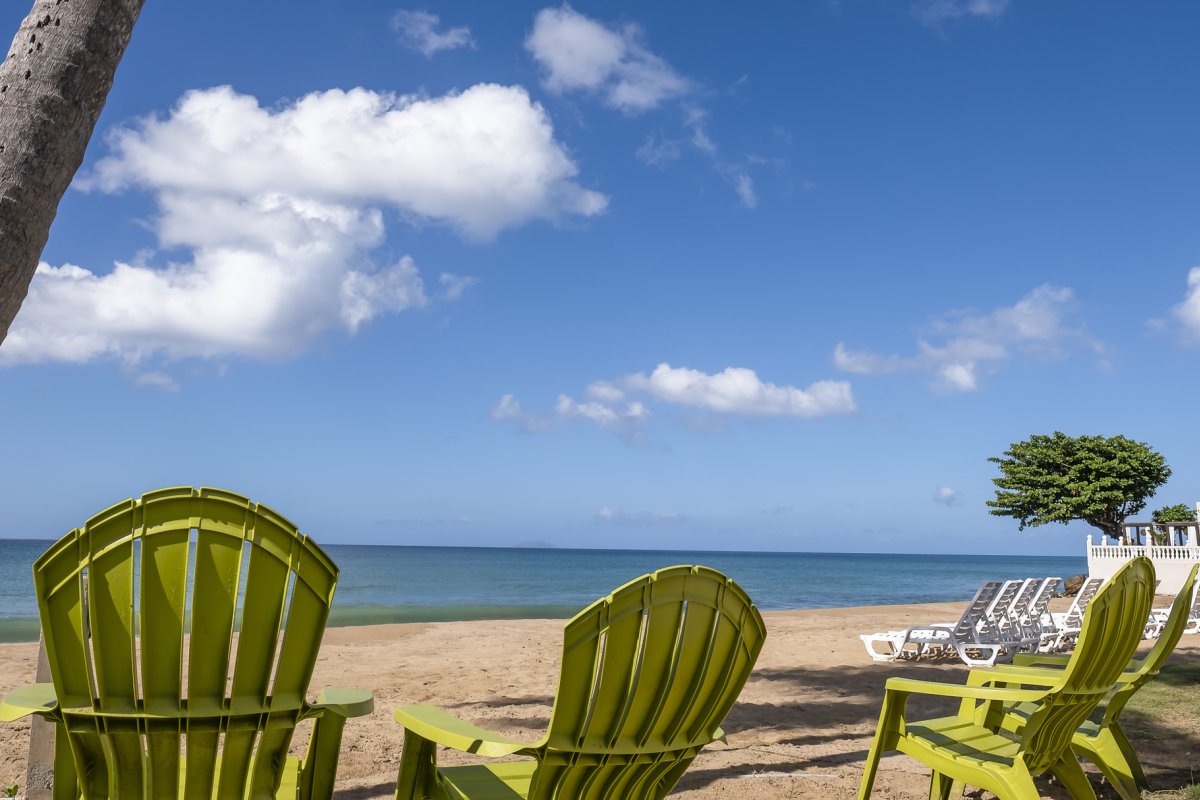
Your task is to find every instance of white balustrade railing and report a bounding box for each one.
[1088,544,1200,561]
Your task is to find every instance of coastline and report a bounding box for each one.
[2,600,1196,799]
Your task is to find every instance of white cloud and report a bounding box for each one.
[734,174,757,209]
[490,392,649,439]
[527,7,761,209]
[621,364,855,417]
[133,371,180,393]
[933,486,960,507]
[494,362,854,439]
[1172,267,1200,338]
[913,0,1010,27]
[392,10,475,57]
[833,284,1093,393]
[438,273,478,301]
[596,506,684,525]
[635,134,684,167]
[1,84,604,369]
[85,84,606,240]
[526,6,687,113]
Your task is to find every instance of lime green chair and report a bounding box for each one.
[858,556,1156,800]
[0,486,373,799]
[393,564,766,800]
[969,563,1200,800]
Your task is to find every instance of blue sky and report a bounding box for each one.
[2,0,1198,555]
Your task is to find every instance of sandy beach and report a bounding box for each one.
[1,600,1197,799]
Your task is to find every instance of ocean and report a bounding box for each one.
[0,539,1086,643]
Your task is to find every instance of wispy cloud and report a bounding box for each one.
[1171,267,1200,340]
[833,284,1097,393]
[0,85,605,371]
[529,6,762,209]
[596,506,685,526]
[492,362,854,439]
[438,273,478,301]
[912,0,1010,28]
[933,486,960,507]
[526,5,688,113]
[392,10,475,57]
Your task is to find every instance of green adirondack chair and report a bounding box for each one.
[392,564,766,800]
[858,556,1156,800]
[0,486,373,800]
[967,562,1200,800]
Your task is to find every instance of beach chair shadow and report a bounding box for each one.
[0,486,373,799]
[391,564,766,800]
[858,556,1157,800]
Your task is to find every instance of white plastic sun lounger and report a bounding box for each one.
[1048,576,1103,651]
[1150,581,1200,637]
[1022,576,1062,651]
[860,580,1009,664]
[1000,577,1044,652]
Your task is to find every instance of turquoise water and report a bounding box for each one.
[0,539,1086,643]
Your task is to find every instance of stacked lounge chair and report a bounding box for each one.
[859,580,1025,667]
[861,576,1074,665]
[1149,578,1200,637]
[1048,576,1104,651]
[1023,576,1062,651]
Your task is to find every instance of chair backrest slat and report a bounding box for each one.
[952,581,1001,638]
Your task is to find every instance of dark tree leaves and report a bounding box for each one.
[987,432,1170,542]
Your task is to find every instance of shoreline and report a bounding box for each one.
[0,597,1026,645]
[3,600,1197,798]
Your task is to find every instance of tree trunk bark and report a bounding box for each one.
[0,0,144,343]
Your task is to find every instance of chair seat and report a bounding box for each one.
[439,762,535,800]
[902,716,1022,768]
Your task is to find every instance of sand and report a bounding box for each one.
[1,600,1197,799]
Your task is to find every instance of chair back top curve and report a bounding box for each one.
[534,565,766,800]
[1018,557,1156,773]
[33,486,338,798]
[1100,563,1200,725]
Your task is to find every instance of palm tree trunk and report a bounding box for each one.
[0,0,144,343]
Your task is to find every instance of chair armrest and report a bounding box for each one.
[395,704,536,758]
[884,676,1047,704]
[965,665,1060,688]
[0,683,59,723]
[312,687,374,719]
[1012,653,1070,668]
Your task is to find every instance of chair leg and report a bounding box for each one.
[395,729,442,800]
[858,695,901,800]
[1073,727,1145,800]
[1049,756,1097,800]
[928,770,953,800]
[1106,723,1148,789]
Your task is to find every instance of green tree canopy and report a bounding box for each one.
[987,432,1171,543]
[1152,503,1197,523]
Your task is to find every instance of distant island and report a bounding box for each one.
[513,540,556,549]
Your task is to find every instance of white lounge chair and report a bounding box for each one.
[1049,576,1104,651]
[860,581,1020,666]
[1021,576,1062,651]
[1150,581,1200,637]
[1000,577,1045,652]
